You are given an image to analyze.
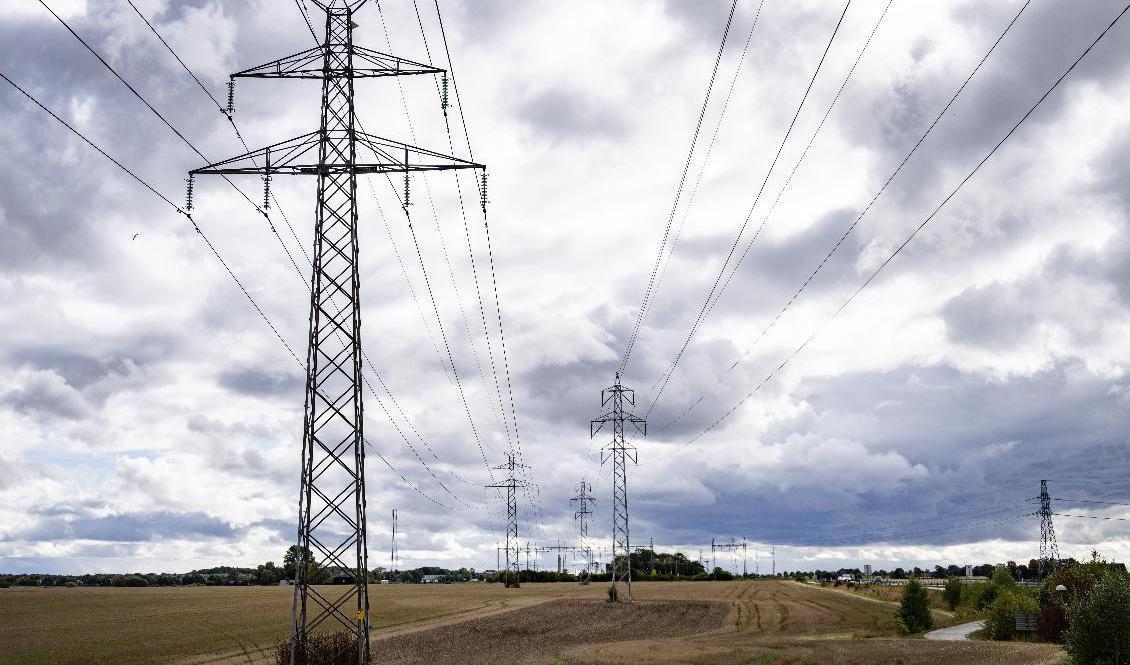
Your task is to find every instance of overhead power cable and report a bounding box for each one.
[654,0,1130,463]
[39,0,309,285]
[431,0,542,522]
[129,1,479,505]
[654,0,1033,433]
[619,0,741,375]
[643,0,853,416]
[0,69,455,511]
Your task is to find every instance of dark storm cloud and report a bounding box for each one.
[10,348,132,390]
[513,86,629,144]
[1,371,90,420]
[17,510,238,542]
[218,367,302,397]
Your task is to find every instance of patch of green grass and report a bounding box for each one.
[550,654,570,664]
[748,648,780,664]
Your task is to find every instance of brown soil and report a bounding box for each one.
[374,598,730,665]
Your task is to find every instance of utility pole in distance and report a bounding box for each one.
[571,479,596,583]
[189,2,481,662]
[591,373,646,603]
[488,453,527,588]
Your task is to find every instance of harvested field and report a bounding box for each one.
[377,598,729,664]
[0,580,1064,664]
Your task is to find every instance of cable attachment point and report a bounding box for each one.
[185,174,195,212]
[263,149,271,212]
[226,79,235,116]
[440,73,449,113]
[479,170,489,213]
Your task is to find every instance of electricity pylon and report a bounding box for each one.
[591,373,646,603]
[570,479,596,580]
[1039,479,1060,575]
[189,2,481,662]
[488,453,526,588]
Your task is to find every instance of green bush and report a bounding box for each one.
[1065,573,1130,664]
[983,589,1038,640]
[897,577,933,633]
[943,577,963,611]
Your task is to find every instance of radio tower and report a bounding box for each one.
[189,2,481,661]
[488,453,526,587]
[1039,480,1060,574]
[591,373,646,603]
[570,479,596,580]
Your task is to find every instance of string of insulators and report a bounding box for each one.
[226,79,235,116]
[263,172,271,211]
[479,170,488,212]
[403,171,411,208]
[185,174,195,212]
[440,73,449,113]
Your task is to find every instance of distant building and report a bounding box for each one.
[863,565,872,576]
[278,580,290,586]
[421,575,445,584]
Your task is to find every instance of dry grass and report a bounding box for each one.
[0,580,1064,665]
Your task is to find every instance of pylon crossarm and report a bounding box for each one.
[233,44,441,80]
[191,131,482,176]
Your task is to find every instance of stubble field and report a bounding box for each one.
[0,580,1064,664]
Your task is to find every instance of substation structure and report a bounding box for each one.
[190,1,481,662]
[591,373,646,603]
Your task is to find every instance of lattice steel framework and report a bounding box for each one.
[487,453,526,588]
[190,2,481,662]
[570,480,596,578]
[591,373,646,603]
[1039,479,1060,572]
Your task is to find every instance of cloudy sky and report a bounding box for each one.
[2,0,1130,576]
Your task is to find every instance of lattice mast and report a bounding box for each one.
[487,453,527,588]
[591,373,646,603]
[1039,479,1060,568]
[570,479,596,578]
[189,2,481,662]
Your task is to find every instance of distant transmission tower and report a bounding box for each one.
[189,2,481,661]
[488,453,526,587]
[570,479,596,582]
[1039,479,1060,572]
[591,373,646,603]
[390,508,398,579]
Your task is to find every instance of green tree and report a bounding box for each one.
[255,562,280,586]
[896,577,933,633]
[1065,573,1130,663]
[942,577,963,611]
[984,588,1037,640]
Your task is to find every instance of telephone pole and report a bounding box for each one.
[571,479,596,581]
[1039,480,1060,575]
[189,2,481,661]
[488,453,526,587]
[591,373,646,603]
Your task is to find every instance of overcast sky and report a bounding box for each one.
[2,0,1130,576]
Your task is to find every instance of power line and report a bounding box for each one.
[431,0,542,522]
[129,0,481,507]
[1056,513,1130,522]
[715,0,1034,377]
[652,0,1130,462]
[0,69,455,511]
[619,0,741,375]
[643,0,853,416]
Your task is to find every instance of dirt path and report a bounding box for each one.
[925,620,986,641]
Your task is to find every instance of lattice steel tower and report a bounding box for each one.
[1039,479,1060,569]
[590,373,646,603]
[488,453,526,588]
[570,479,596,578]
[190,2,481,662]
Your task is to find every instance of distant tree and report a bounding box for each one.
[992,565,1017,591]
[282,546,330,584]
[896,577,933,633]
[942,577,963,611]
[256,562,280,586]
